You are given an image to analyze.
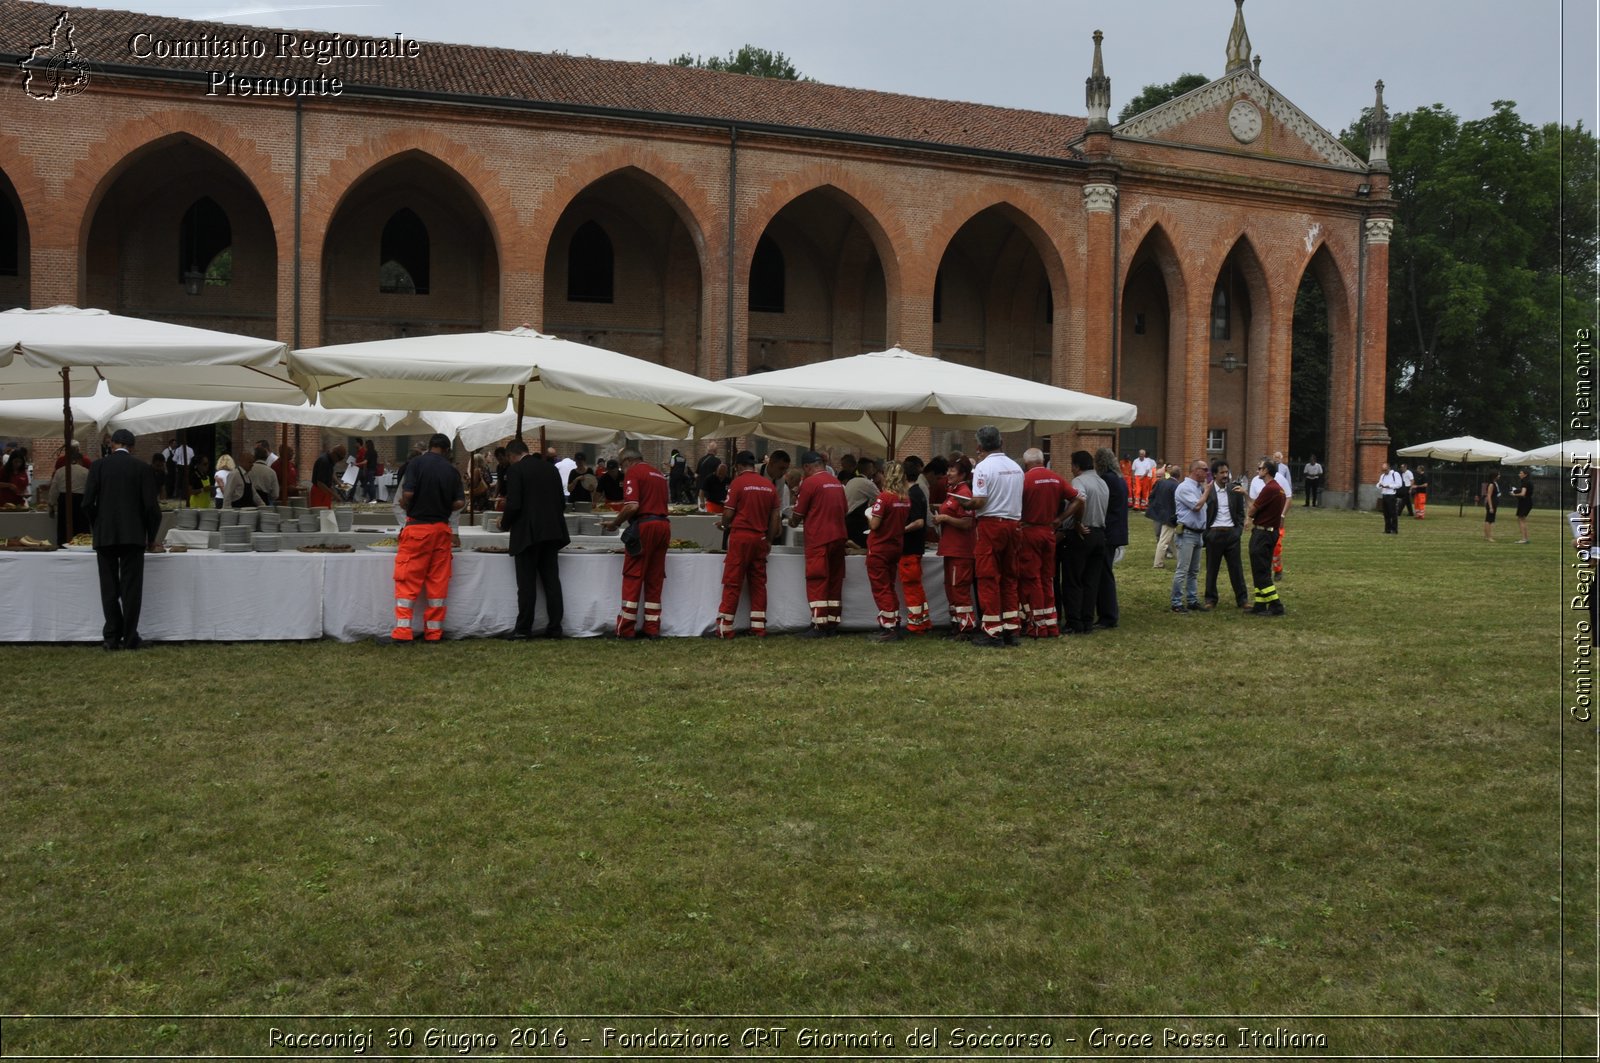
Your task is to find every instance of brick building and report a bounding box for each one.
[0,0,1392,505]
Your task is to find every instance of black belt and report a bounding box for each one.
[634,514,669,524]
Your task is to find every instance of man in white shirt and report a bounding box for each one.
[1130,449,1157,510]
[955,425,1023,648]
[1398,463,1416,516]
[549,448,577,495]
[1377,462,1403,534]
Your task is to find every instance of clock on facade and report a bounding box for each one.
[1227,99,1262,144]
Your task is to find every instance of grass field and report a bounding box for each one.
[1,506,1593,1058]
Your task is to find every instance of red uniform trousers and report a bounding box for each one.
[1016,525,1059,637]
[804,539,846,630]
[1414,490,1427,518]
[943,556,976,633]
[974,518,1021,638]
[716,530,770,638]
[898,554,931,632]
[866,549,903,630]
[616,520,670,638]
[391,520,454,641]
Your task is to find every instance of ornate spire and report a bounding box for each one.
[1085,29,1112,132]
[1225,0,1252,73]
[1366,79,1390,172]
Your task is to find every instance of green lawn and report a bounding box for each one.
[1,507,1592,1058]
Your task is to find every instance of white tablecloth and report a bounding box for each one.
[0,551,325,641]
[1,548,951,641]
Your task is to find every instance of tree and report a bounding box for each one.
[1117,73,1209,123]
[668,45,805,81]
[1339,102,1597,451]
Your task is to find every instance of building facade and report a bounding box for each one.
[0,0,1392,504]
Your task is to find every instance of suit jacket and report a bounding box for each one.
[1205,482,1248,531]
[500,455,571,555]
[1100,470,1129,548]
[1145,477,1179,525]
[82,449,160,547]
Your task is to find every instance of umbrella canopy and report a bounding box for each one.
[1501,439,1600,467]
[0,381,131,440]
[386,404,628,454]
[712,347,1137,437]
[1395,435,1519,463]
[288,328,761,434]
[0,306,301,403]
[104,397,397,439]
[702,413,916,454]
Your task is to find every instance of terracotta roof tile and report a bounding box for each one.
[0,0,1085,160]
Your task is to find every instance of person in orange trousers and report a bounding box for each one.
[866,461,913,641]
[1019,447,1074,637]
[1413,463,1430,518]
[388,434,465,643]
[606,449,671,638]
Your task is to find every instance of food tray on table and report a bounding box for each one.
[2,536,57,551]
[298,543,355,553]
[667,538,703,551]
[473,545,509,554]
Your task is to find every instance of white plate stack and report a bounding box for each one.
[175,509,200,530]
[220,525,252,552]
[253,533,280,552]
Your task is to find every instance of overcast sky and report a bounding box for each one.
[120,0,1599,132]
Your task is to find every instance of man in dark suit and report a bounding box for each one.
[82,429,161,651]
[1094,447,1128,629]
[498,438,571,639]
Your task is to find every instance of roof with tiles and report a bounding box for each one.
[0,0,1087,161]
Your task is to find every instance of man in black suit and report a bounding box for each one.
[82,429,161,651]
[498,438,571,639]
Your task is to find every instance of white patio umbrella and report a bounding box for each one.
[1396,435,1520,515]
[1501,439,1600,468]
[288,328,760,436]
[1,306,302,535]
[104,397,397,439]
[0,381,130,441]
[709,346,1137,455]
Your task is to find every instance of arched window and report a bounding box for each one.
[0,196,18,277]
[748,234,785,313]
[179,197,231,287]
[379,208,429,294]
[567,220,613,303]
[1210,278,1231,340]
[932,269,943,324]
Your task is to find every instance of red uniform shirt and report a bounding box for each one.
[1021,466,1075,526]
[794,470,847,546]
[937,483,975,559]
[1252,479,1286,530]
[622,461,669,517]
[725,470,777,536]
[867,490,910,556]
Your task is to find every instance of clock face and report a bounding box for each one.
[1228,100,1262,144]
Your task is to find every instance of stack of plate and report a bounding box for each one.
[258,511,282,533]
[218,509,240,527]
[235,508,259,531]
[335,508,354,532]
[196,510,221,532]
[175,509,200,530]
[298,514,319,532]
[220,525,252,551]
[253,533,280,552]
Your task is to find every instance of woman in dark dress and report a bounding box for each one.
[1512,467,1534,543]
[1482,469,1500,543]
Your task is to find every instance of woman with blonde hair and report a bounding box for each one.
[865,459,913,642]
[212,453,236,507]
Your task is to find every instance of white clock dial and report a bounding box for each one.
[1228,100,1262,144]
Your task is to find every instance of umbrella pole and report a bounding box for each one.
[515,385,527,445]
[281,422,290,503]
[61,368,74,541]
[809,423,816,453]
[888,413,897,461]
[179,425,189,507]
[538,425,546,456]
[468,451,476,520]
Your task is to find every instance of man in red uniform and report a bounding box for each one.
[387,433,465,643]
[714,450,780,638]
[933,456,976,638]
[1247,457,1287,617]
[1019,447,1075,638]
[605,449,671,638]
[955,425,1024,648]
[789,449,847,637]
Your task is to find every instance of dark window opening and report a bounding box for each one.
[567,220,614,303]
[1043,282,1053,325]
[380,208,429,294]
[1211,279,1231,340]
[933,270,943,324]
[748,234,785,313]
[1134,312,1146,335]
[0,199,18,277]
[179,197,231,287]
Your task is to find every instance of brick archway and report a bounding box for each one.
[531,148,717,269]
[921,191,1074,310]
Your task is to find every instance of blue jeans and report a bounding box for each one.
[1171,527,1204,607]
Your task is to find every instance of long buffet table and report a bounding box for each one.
[0,549,952,642]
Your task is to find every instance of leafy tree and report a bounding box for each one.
[1339,102,1597,451]
[668,45,805,81]
[1117,73,1209,123]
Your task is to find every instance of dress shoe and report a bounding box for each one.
[971,633,1006,649]
[502,631,533,641]
[1003,633,1021,647]
[102,638,121,652]
[794,626,827,639]
[873,627,903,643]
[122,635,143,651]
[544,628,565,640]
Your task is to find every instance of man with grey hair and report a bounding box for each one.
[1019,446,1073,638]
[603,449,670,638]
[1058,450,1108,635]
[954,425,1023,647]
